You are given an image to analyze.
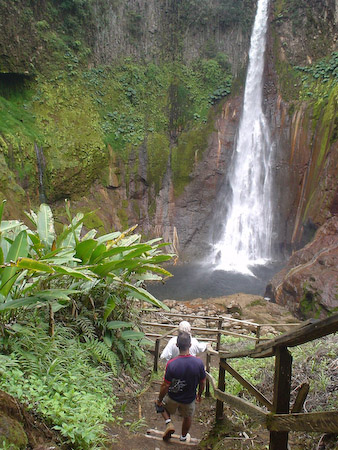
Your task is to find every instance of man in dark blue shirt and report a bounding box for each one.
[156,331,206,442]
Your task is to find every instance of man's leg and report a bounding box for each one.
[179,401,195,442]
[181,416,192,437]
[161,397,176,441]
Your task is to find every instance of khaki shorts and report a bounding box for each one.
[163,394,195,418]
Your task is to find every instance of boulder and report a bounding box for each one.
[0,412,28,449]
[266,216,338,318]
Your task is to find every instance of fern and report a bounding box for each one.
[83,338,119,375]
[75,316,96,339]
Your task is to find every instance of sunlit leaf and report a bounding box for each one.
[16,258,54,273]
[37,204,55,250]
[53,266,93,280]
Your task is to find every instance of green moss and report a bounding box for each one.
[81,209,105,232]
[171,113,215,197]
[32,75,107,201]
[272,30,301,101]
[0,413,28,450]
[117,207,129,229]
[146,133,170,194]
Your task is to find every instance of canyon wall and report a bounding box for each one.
[0,0,337,314]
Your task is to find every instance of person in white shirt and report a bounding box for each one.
[160,321,211,362]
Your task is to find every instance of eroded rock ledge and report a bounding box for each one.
[266,216,338,319]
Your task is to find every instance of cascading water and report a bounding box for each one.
[212,0,274,275]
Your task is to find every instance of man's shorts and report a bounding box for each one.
[163,394,195,418]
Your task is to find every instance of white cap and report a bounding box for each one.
[179,321,191,333]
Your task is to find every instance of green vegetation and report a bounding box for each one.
[0,201,172,448]
[213,335,338,411]
[0,54,232,207]
[0,324,117,449]
[295,52,338,101]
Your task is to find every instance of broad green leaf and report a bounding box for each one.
[0,200,5,223]
[121,330,144,340]
[144,238,163,245]
[52,302,70,312]
[89,243,107,264]
[82,229,97,240]
[16,258,54,273]
[134,273,162,281]
[90,259,140,277]
[123,245,153,259]
[107,321,133,330]
[24,209,38,227]
[103,333,113,348]
[118,234,140,247]
[103,295,117,321]
[125,283,169,310]
[0,231,29,297]
[37,204,55,250]
[27,232,41,246]
[97,232,121,244]
[31,289,79,300]
[93,243,152,264]
[75,239,97,264]
[144,254,173,264]
[0,296,46,311]
[0,220,24,234]
[93,246,129,263]
[138,264,173,277]
[40,247,71,260]
[0,248,3,265]
[53,266,93,280]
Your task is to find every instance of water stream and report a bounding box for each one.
[211,0,274,275]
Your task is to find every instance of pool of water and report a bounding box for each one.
[146,261,284,301]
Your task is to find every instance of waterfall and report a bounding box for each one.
[212,0,273,275]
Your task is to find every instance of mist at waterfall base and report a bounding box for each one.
[146,261,284,301]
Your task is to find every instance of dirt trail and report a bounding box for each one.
[108,356,216,450]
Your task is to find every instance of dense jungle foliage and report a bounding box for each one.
[0,200,173,448]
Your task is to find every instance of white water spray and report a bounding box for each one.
[212,0,273,275]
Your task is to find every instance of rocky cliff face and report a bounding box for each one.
[0,0,337,315]
[91,0,253,76]
[266,216,338,318]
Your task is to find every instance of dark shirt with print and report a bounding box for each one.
[164,355,206,404]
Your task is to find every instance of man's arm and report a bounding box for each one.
[196,378,206,403]
[160,337,176,360]
[156,380,170,406]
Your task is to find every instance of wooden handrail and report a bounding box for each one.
[206,372,267,424]
[141,321,260,341]
[206,314,338,450]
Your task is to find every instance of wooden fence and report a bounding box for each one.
[207,313,338,450]
[141,311,299,382]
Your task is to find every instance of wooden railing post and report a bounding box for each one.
[153,338,160,372]
[269,346,292,450]
[216,357,226,421]
[216,319,223,351]
[255,325,261,347]
[205,352,211,397]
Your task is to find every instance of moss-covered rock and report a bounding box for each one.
[0,412,28,449]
